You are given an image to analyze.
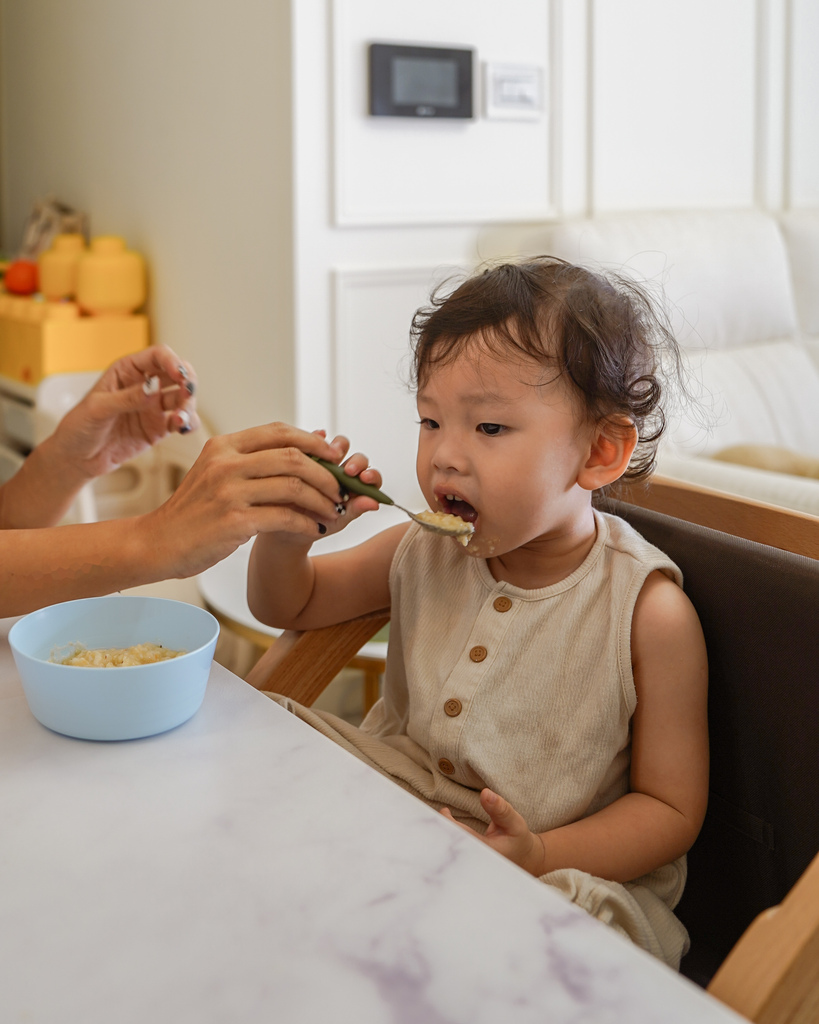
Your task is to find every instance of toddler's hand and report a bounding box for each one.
[314,433,383,536]
[441,789,547,877]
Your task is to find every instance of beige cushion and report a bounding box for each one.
[710,444,819,479]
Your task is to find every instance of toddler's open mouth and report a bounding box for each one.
[439,492,478,524]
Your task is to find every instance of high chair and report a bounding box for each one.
[244,485,819,1023]
[615,473,819,561]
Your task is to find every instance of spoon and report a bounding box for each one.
[312,457,474,542]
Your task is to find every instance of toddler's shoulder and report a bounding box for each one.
[596,509,683,588]
[632,567,706,676]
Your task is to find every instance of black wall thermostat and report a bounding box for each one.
[369,43,473,119]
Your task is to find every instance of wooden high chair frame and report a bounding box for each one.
[244,475,819,1024]
[615,474,819,561]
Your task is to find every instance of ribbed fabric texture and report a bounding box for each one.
[365,511,680,832]
[270,510,692,967]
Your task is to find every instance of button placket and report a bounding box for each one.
[429,590,518,779]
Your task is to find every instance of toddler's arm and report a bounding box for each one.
[445,571,709,883]
[247,446,408,631]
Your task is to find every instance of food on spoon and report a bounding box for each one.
[51,641,185,667]
[414,510,474,545]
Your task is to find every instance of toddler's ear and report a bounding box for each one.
[577,418,637,491]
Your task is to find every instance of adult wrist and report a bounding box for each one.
[129,509,177,583]
[36,430,97,489]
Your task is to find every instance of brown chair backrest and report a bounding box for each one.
[606,498,819,987]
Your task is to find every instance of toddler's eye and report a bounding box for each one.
[418,417,440,430]
[478,423,504,436]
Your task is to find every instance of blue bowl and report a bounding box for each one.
[9,595,220,741]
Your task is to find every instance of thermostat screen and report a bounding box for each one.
[392,58,458,108]
[369,43,473,118]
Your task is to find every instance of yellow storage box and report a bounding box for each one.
[0,295,148,385]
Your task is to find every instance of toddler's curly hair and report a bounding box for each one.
[410,256,682,482]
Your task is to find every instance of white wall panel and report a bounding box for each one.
[591,0,757,211]
[755,0,788,210]
[552,0,591,217]
[789,0,819,206]
[333,267,464,507]
[332,0,553,226]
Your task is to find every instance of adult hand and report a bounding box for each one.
[51,345,199,481]
[145,422,379,578]
[441,789,547,877]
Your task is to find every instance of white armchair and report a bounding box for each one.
[503,208,819,515]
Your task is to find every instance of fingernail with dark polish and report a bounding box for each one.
[179,425,191,434]
[185,381,195,395]
[317,523,327,535]
[178,365,189,378]
[338,488,349,502]
[334,503,345,514]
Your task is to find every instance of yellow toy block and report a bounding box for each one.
[0,295,148,385]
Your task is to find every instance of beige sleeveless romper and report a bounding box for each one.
[270,510,692,968]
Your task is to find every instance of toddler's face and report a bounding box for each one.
[415,339,596,561]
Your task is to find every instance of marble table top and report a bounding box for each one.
[0,615,743,1024]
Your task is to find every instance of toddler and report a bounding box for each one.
[247,257,709,970]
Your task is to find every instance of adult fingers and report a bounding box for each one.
[166,407,200,435]
[134,344,198,395]
[86,376,200,439]
[226,422,345,463]
[188,442,344,521]
[246,502,339,542]
[141,347,198,425]
[240,471,343,524]
[84,380,158,421]
[231,435,361,509]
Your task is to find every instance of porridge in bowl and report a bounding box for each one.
[52,641,186,668]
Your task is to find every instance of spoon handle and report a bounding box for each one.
[311,457,395,506]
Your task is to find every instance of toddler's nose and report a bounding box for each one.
[430,434,466,474]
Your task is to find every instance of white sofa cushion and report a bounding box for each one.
[665,339,819,458]
[539,210,799,351]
